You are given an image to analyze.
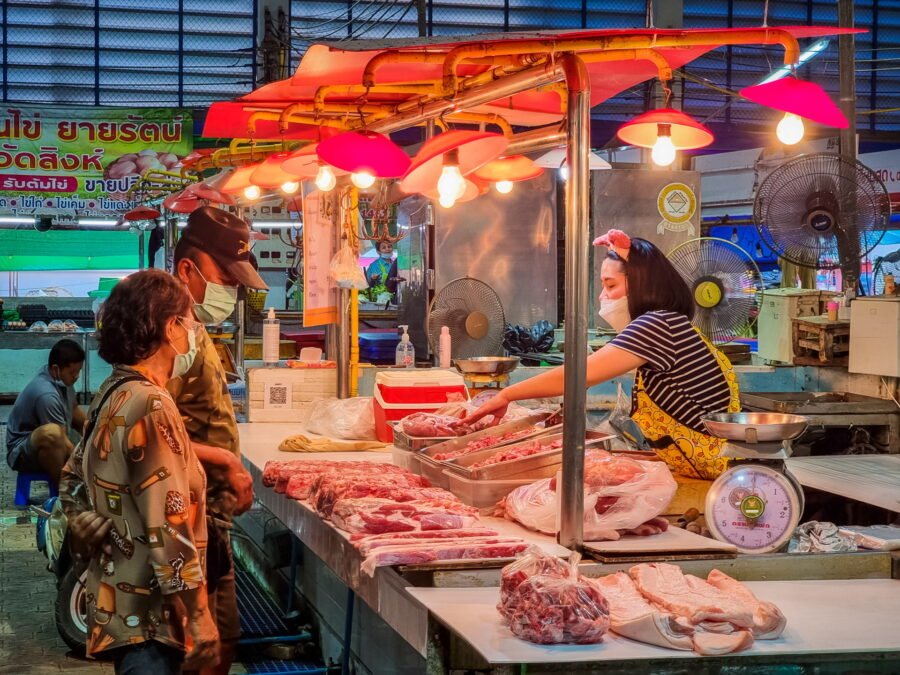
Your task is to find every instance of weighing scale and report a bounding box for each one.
[703,413,809,555]
[453,357,519,397]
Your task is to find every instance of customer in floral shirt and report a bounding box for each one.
[60,270,218,674]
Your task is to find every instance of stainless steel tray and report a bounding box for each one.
[702,412,808,443]
[420,412,553,460]
[741,391,900,415]
[444,430,616,480]
[390,421,456,451]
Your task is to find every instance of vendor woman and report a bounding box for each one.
[466,230,740,480]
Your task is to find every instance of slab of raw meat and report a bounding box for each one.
[498,548,571,619]
[592,572,693,651]
[629,563,755,629]
[330,497,479,535]
[705,569,787,639]
[281,461,409,500]
[360,538,528,576]
[622,517,670,537]
[398,412,463,437]
[506,571,610,645]
[690,629,754,656]
[349,527,496,544]
[432,428,537,461]
[308,471,433,517]
[470,439,563,469]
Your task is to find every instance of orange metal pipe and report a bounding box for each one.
[361,50,524,87]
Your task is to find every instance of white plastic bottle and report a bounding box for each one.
[395,324,415,368]
[439,325,452,369]
[263,307,280,366]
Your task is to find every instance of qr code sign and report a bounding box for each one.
[264,382,291,409]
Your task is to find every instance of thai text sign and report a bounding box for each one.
[0,105,192,216]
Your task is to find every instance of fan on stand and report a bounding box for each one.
[753,153,890,291]
[871,249,900,295]
[426,277,505,360]
[668,238,763,348]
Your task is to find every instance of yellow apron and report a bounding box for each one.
[630,329,740,480]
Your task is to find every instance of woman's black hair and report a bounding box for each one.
[98,269,192,365]
[610,237,695,320]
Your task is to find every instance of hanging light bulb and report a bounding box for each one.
[243,184,261,201]
[351,170,376,189]
[494,180,514,194]
[315,164,336,192]
[776,112,805,145]
[558,165,569,181]
[281,180,300,195]
[651,124,677,166]
[436,149,466,204]
[438,193,456,208]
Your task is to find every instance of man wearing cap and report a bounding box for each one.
[68,207,266,674]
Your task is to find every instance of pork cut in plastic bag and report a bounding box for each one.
[329,244,369,290]
[505,552,611,644]
[305,397,378,440]
[498,546,571,619]
[503,452,677,540]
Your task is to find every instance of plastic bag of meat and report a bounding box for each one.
[505,552,610,644]
[498,546,571,619]
[503,453,677,540]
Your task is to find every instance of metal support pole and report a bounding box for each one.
[838,0,859,294]
[337,288,351,399]
[558,54,590,551]
[416,0,427,37]
[235,298,246,379]
[138,231,145,271]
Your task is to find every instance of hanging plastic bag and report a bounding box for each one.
[504,551,610,645]
[607,381,651,451]
[329,244,368,290]
[305,397,378,440]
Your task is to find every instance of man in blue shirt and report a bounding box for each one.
[6,338,86,486]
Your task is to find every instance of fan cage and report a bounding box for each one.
[426,277,506,359]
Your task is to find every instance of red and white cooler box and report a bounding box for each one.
[373,370,469,442]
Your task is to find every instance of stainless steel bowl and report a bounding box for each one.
[702,412,808,443]
[453,356,520,375]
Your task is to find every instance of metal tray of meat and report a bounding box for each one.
[420,412,554,461]
[444,430,616,481]
[389,421,456,451]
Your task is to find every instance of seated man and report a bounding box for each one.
[6,338,86,486]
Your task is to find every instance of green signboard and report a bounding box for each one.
[0,230,139,271]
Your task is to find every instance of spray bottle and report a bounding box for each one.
[263,307,280,366]
[395,324,415,368]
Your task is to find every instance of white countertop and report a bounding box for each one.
[786,455,900,513]
[408,578,900,664]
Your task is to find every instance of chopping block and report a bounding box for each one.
[663,475,711,517]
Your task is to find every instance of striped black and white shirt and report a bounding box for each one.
[609,310,732,433]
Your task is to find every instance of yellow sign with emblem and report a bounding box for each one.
[657,182,697,235]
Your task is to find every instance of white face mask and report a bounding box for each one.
[170,318,198,379]
[191,265,238,325]
[598,296,631,332]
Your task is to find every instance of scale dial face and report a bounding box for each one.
[706,464,801,554]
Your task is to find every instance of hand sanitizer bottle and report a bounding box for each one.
[263,307,280,366]
[395,324,415,368]
[439,326,452,369]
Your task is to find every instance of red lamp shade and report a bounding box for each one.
[250,152,306,188]
[316,130,411,178]
[163,191,203,214]
[281,144,349,178]
[123,206,161,221]
[184,181,234,205]
[472,155,544,183]
[616,108,714,150]
[739,77,849,128]
[220,164,261,195]
[399,130,509,194]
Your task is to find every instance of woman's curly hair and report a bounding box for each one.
[98,269,192,365]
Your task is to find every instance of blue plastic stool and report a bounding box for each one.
[14,472,57,508]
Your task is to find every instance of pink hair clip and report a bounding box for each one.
[592,229,631,260]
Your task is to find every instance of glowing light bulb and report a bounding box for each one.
[558,165,569,181]
[495,180,514,194]
[281,180,300,195]
[438,193,456,208]
[243,184,261,201]
[776,112,805,145]
[315,165,336,192]
[651,135,677,167]
[437,165,466,202]
[351,171,376,189]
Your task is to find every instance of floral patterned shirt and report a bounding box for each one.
[60,366,207,656]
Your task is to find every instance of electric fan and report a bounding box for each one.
[426,277,506,358]
[753,153,890,289]
[668,237,763,344]
[872,249,900,295]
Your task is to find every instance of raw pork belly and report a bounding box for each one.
[359,538,528,576]
[308,470,433,517]
[349,528,495,545]
[330,497,479,535]
[705,569,787,639]
[592,572,693,651]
